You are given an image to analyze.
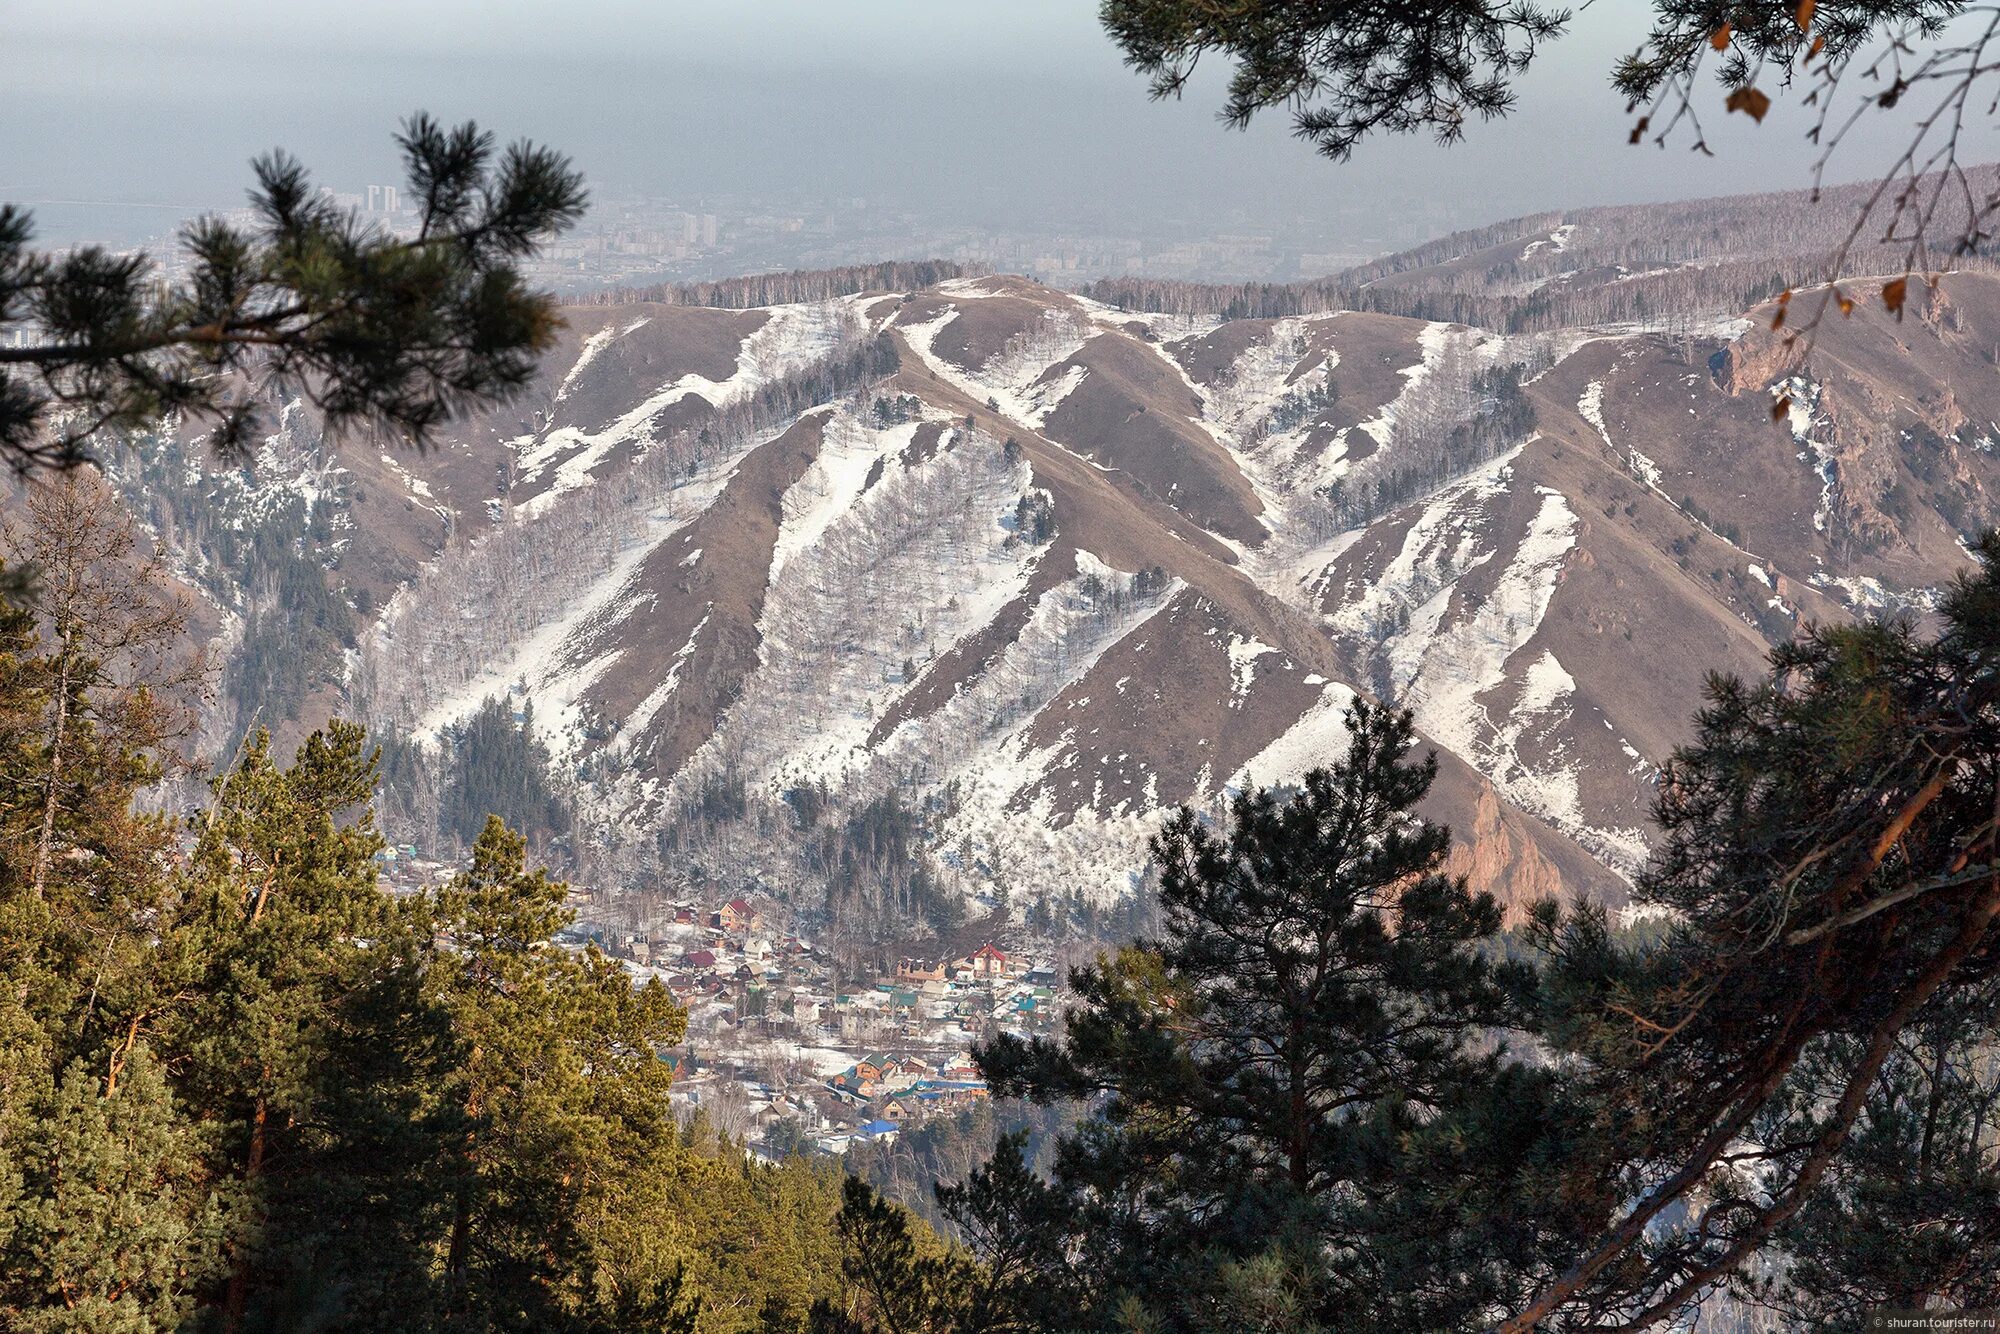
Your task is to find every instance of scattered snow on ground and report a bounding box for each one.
[1580,378,1664,488]
[1225,634,1277,699]
[555,317,650,403]
[898,299,1093,428]
[1773,376,1837,534]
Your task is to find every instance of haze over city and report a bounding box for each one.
[10,0,1993,282]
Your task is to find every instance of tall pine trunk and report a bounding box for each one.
[220,1082,271,1334]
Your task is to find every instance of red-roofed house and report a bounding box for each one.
[959,942,1013,980]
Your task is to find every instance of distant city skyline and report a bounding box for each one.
[8,1,1997,272]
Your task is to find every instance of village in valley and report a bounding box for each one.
[571,894,1069,1158]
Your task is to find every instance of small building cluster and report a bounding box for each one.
[585,896,1066,1156]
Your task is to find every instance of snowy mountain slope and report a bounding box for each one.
[131,259,2000,923]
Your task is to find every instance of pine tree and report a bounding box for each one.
[441,697,568,849]
[0,1052,224,1333]
[1735,991,2000,1329]
[0,114,586,469]
[148,721,389,1331]
[417,815,688,1328]
[1511,532,2000,1331]
[946,701,1561,1331]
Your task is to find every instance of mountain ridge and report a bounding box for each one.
[105,207,2000,937]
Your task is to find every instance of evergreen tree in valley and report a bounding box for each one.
[442,696,568,850]
[852,701,1577,1333]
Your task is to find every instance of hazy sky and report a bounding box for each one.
[6,1,1990,246]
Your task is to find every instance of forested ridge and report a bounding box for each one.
[1083,175,2000,330]
[572,262,975,311]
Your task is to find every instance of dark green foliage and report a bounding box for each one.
[1100,0,1571,161]
[802,792,967,936]
[1009,492,1054,545]
[844,1101,1076,1242]
[1259,378,1338,435]
[1734,991,2000,1330]
[1514,532,2000,1330]
[442,696,568,848]
[869,394,923,427]
[934,702,1581,1332]
[810,1166,1040,1334]
[0,1053,225,1332]
[1098,0,1944,175]
[0,114,585,469]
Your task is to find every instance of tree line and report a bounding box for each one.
[571,262,974,311]
[1083,175,2000,334]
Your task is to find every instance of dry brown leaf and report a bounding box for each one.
[1795,0,1816,30]
[1726,86,1772,122]
[1712,22,1733,50]
[1772,396,1792,421]
[1837,292,1854,316]
[1883,277,1908,316]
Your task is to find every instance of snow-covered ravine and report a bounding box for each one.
[514,300,864,517]
[897,302,1094,428]
[1321,453,1650,873]
[353,419,775,750]
[682,415,1038,789]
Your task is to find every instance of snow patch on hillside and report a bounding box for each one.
[1355,321,1453,451]
[681,421,1037,791]
[556,317,651,403]
[1323,451,1513,672]
[1230,679,1362,790]
[1522,223,1576,257]
[899,304,1092,427]
[1406,487,1575,749]
[1321,463,1643,871]
[768,408,902,584]
[1226,634,1277,699]
[404,527,662,749]
[358,419,774,750]
[617,610,712,750]
[515,302,859,516]
[1579,379,1663,488]
[1774,377,1837,533]
[920,562,1185,901]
